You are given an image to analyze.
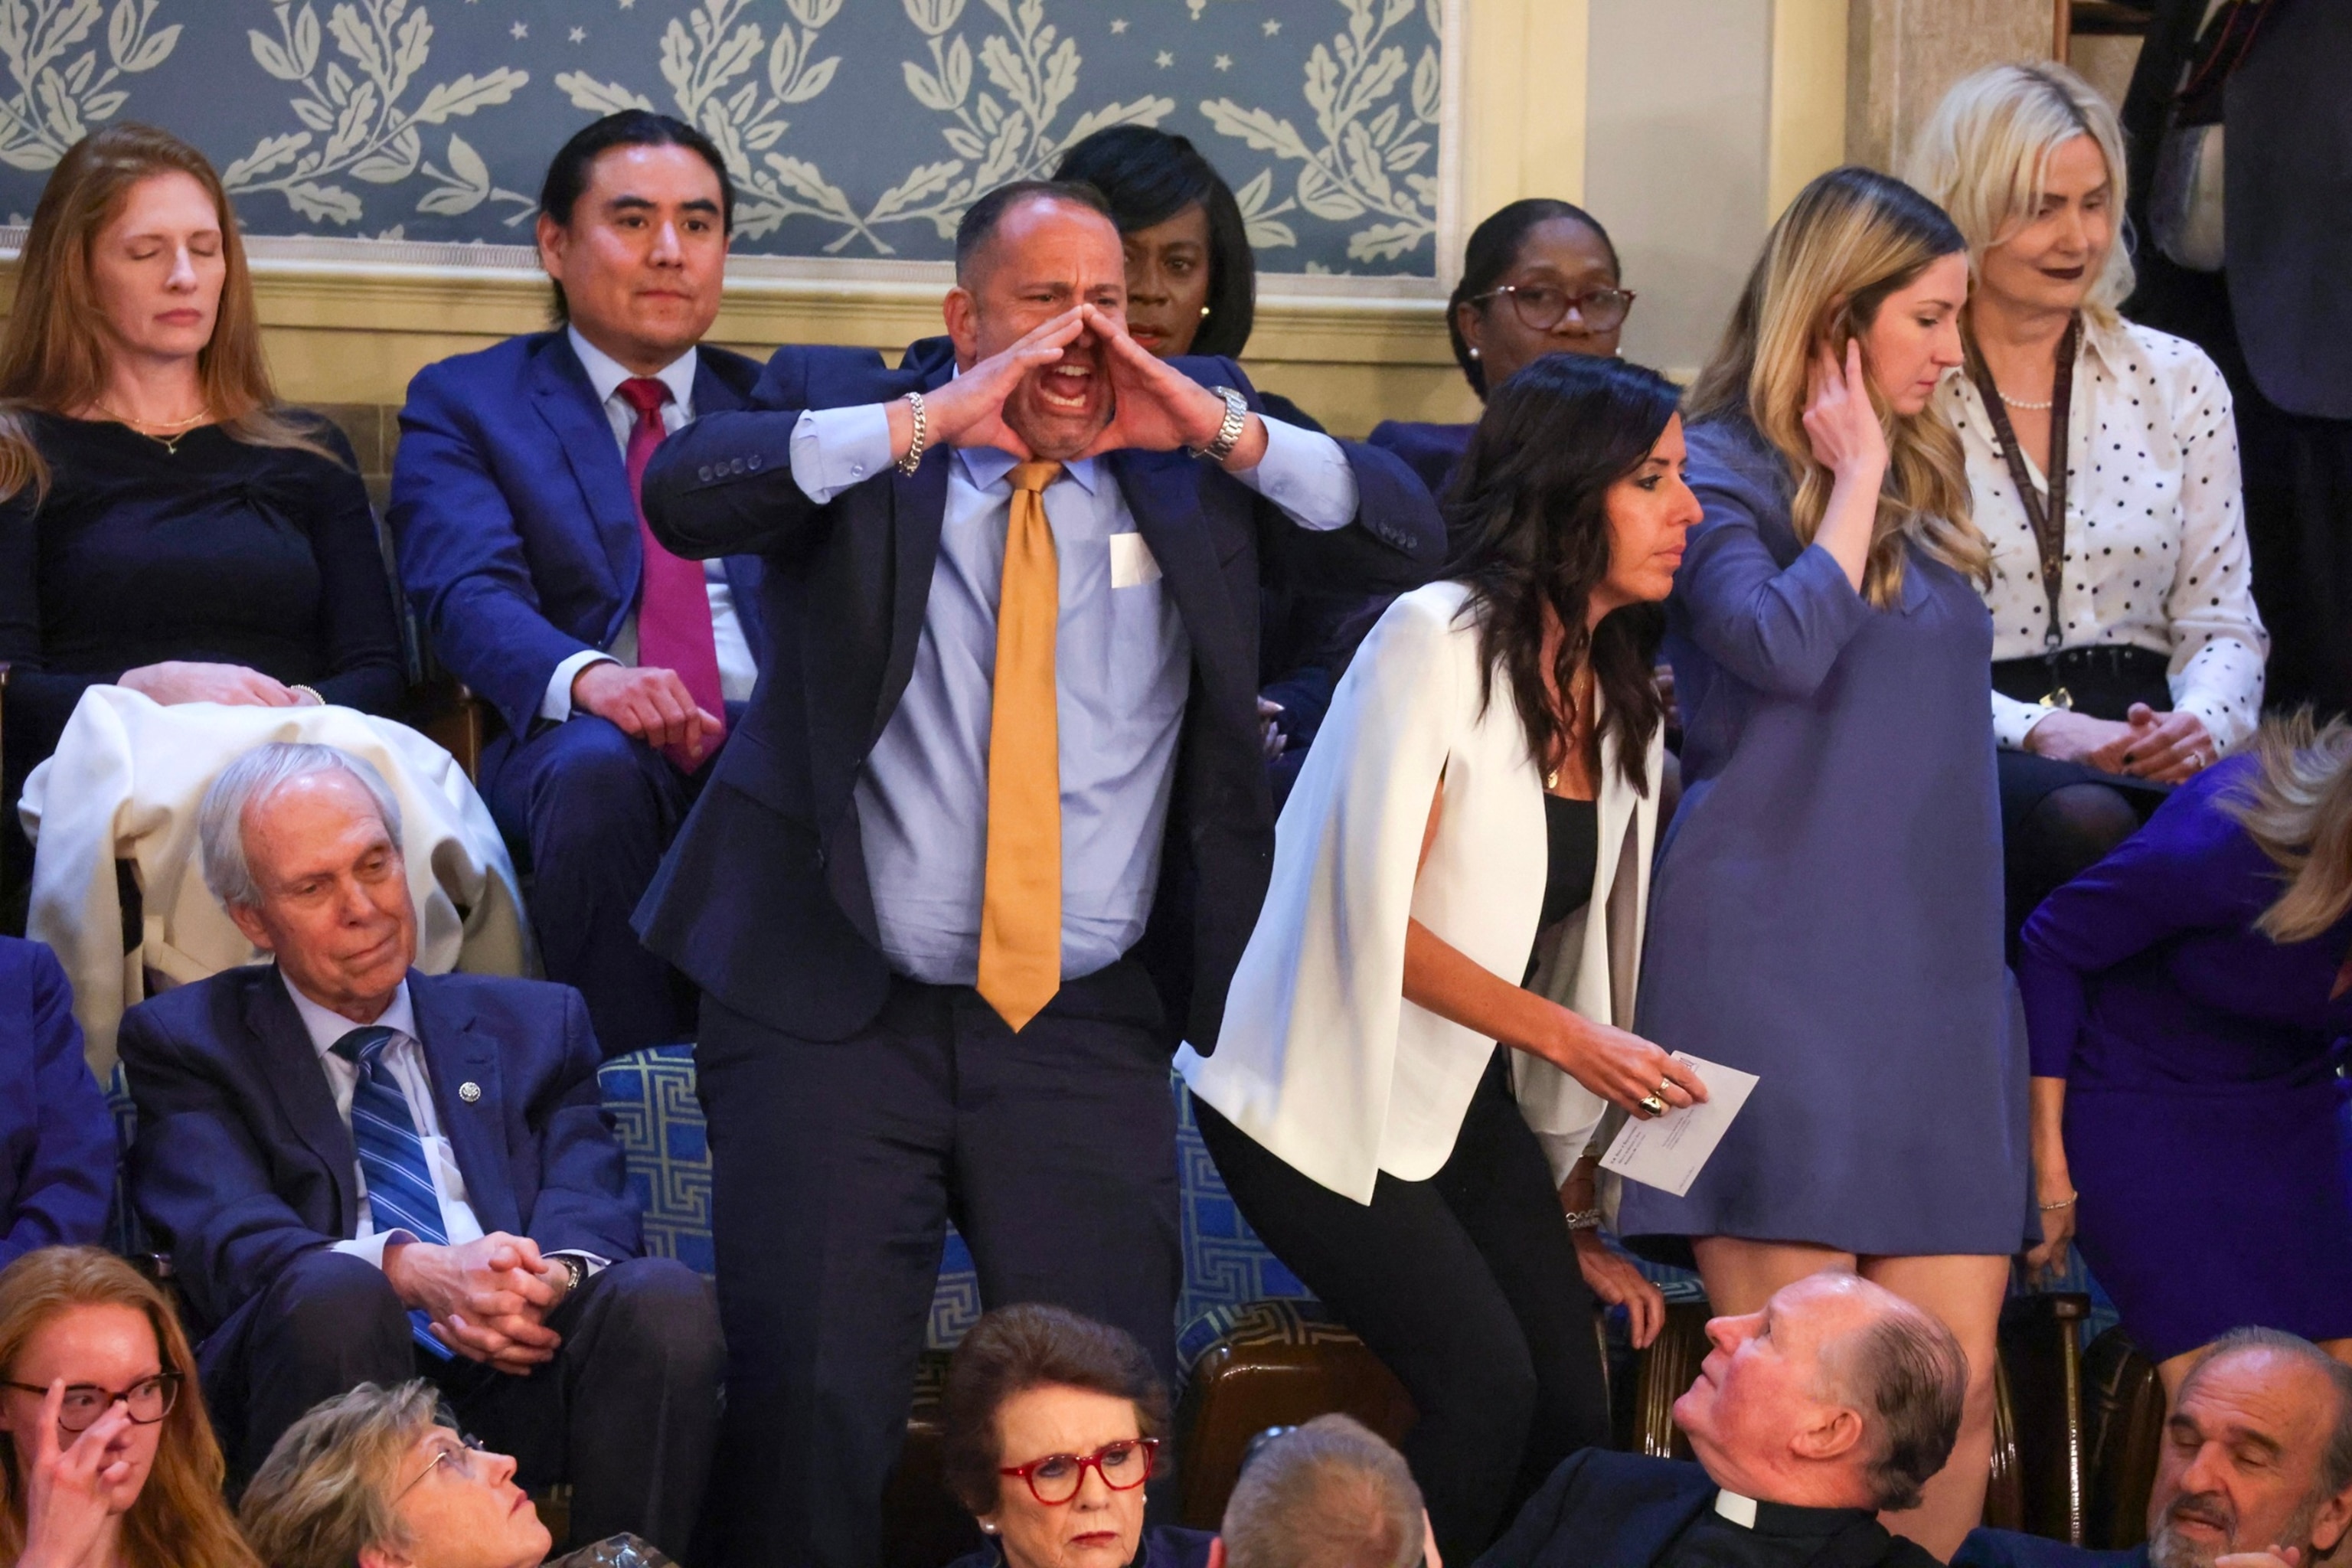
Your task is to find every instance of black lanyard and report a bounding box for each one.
[1967,315,2081,707]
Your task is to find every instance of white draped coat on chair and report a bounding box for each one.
[1178,579,1662,1204]
[19,688,534,1073]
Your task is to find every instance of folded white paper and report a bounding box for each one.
[1600,1053,1759,1197]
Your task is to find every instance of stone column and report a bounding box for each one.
[1846,0,2059,174]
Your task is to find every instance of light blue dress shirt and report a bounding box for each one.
[789,401,1358,985]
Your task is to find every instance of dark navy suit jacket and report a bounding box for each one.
[117,965,639,1338]
[0,937,113,1268]
[632,336,1443,1050]
[1953,1530,2148,1568]
[1478,1451,1943,1568]
[389,330,774,738]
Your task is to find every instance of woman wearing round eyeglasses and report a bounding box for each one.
[1370,199,1636,501]
[939,1303,1209,1568]
[0,1246,257,1568]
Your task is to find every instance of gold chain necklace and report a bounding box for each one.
[93,401,211,455]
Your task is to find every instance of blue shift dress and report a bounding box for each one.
[1618,416,2030,1257]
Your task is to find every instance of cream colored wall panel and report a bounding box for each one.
[1769,0,1851,215]
[1587,0,1773,376]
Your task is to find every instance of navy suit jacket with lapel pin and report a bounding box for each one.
[116,965,639,1341]
[389,329,775,740]
[632,335,1445,1052]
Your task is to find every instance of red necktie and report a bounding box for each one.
[617,377,725,773]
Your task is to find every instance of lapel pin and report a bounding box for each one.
[458,1082,482,1103]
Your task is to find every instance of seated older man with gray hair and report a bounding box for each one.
[1957,1328,2352,1568]
[1478,1272,1965,1568]
[241,1379,674,1568]
[1217,1414,1438,1568]
[117,742,720,1558]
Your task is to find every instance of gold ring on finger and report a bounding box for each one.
[1639,1094,1668,1117]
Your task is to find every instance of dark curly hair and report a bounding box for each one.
[1442,351,1679,793]
[939,1304,1171,1515]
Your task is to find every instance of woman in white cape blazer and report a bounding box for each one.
[1178,578,1661,1198]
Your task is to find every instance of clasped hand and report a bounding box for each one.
[385,1233,572,1375]
[2027,702,2213,783]
[907,305,1261,466]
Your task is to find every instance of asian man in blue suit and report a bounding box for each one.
[117,743,720,1557]
[0,934,113,1266]
[390,110,769,1058]
[634,178,1444,1568]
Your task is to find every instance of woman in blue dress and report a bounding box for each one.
[2019,714,2352,1390]
[1620,167,2030,1558]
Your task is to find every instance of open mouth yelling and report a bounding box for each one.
[1037,362,1096,412]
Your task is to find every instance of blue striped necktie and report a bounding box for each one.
[333,1025,455,1360]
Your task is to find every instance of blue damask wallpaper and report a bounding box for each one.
[0,0,1444,275]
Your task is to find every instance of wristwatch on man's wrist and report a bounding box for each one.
[551,1253,586,1299]
[1188,385,1248,464]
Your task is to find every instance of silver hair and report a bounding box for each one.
[1816,1283,1970,1513]
[196,743,404,911]
[1220,1414,1423,1568]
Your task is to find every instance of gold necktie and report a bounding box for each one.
[977,460,1064,1032]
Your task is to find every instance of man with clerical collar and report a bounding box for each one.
[1956,1328,2352,1568]
[1478,1272,1966,1568]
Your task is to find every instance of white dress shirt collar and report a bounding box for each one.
[567,324,697,416]
[282,971,420,1061]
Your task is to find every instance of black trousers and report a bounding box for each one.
[196,1250,723,1557]
[692,962,1183,1568]
[1194,1050,1611,1567]
[480,713,714,1058]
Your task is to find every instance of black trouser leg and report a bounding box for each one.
[195,1249,413,1487]
[1195,1054,1608,1566]
[691,988,958,1568]
[443,1256,723,1559]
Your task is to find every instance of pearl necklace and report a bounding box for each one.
[1997,390,2055,412]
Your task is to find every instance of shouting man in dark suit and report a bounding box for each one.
[1481,1273,1965,1568]
[391,110,771,1058]
[1958,1328,2352,1568]
[633,178,1442,1566]
[116,743,720,1557]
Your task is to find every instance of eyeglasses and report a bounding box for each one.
[394,1430,494,1504]
[998,1437,1159,1505]
[1,1371,181,1432]
[1471,282,1637,335]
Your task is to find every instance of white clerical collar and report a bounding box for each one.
[567,323,697,415]
[1715,1489,1760,1529]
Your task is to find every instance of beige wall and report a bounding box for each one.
[1846,0,2058,175]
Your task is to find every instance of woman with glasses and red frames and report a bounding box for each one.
[939,1303,1207,1568]
[0,1246,257,1568]
[1370,199,1636,502]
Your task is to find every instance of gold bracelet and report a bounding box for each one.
[2037,1192,2078,1211]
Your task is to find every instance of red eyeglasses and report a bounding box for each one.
[998,1437,1160,1505]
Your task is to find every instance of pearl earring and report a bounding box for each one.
[980,1524,1000,1536]
[1468,345,1481,360]
[1199,305,1211,317]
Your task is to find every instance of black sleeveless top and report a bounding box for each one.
[1540,794,1599,929]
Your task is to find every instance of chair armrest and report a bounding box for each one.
[407,676,489,781]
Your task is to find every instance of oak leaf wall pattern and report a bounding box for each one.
[0,0,1446,276]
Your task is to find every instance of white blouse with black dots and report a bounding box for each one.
[1942,314,2269,754]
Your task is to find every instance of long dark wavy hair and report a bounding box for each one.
[1442,351,1681,793]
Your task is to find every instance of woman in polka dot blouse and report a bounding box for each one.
[1908,64,2269,950]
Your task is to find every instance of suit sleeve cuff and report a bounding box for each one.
[1230,417,1357,531]
[334,1229,417,1269]
[549,1250,609,1278]
[789,404,895,504]
[541,650,619,724]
